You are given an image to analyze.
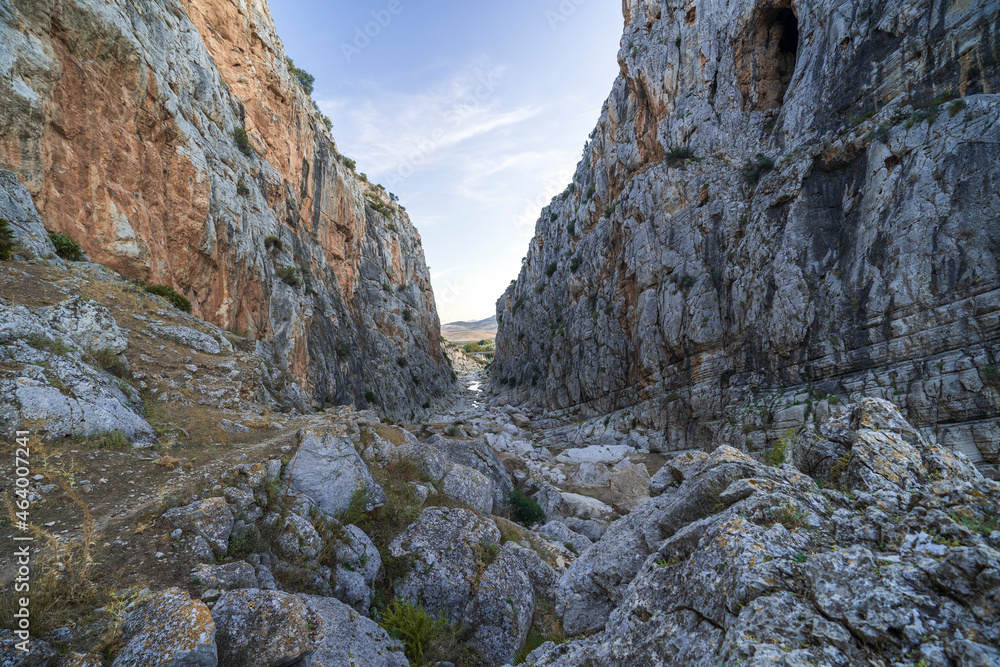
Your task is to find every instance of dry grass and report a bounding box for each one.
[155,455,181,469]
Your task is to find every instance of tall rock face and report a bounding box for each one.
[492,0,1000,476]
[0,0,449,412]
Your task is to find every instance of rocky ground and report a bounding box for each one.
[2,255,997,666]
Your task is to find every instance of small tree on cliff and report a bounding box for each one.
[286,58,315,96]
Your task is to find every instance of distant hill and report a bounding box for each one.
[441,315,497,343]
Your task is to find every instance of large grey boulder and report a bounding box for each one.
[389,507,501,621]
[331,524,381,613]
[286,424,386,515]
[37,297,128,354]
[0,302,155,445]
[0,630,56,667]
[0,169,62,265]
[113,588,217,667]
[462,542,534,665]
[539,520,592,555]
[296,595,409,666]
[190,561,258,592]
[425,434,515,509]
[441,463,494,514]
[211,589,309,667]
[163,497,234,556]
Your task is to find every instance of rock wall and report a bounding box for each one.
[0,0,449,413]
[492,0,1000,476]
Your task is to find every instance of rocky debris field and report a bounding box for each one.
[4,309,997,667]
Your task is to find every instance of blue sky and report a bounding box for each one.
[268,1,624,324]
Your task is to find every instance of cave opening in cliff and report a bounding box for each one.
[739,3,800,111]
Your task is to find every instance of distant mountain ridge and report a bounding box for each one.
[441,315,498,343]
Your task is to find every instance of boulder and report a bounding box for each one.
[462,542,534,665]
[212,589,309,667]
[389,507,501,621]
[163,497,234,556]
[539,520,593,555]
[148,324,228,355]
[190,561,259,592]
[425,434,514,510]
[563,517,607,541]
[113,588,216,667]
[286,425,386,515]
[331,524,381,613]
[277,513,323,560]
[571,461,611,487]
[0,630,56,666]
[607,462,650,514]
[296,595,409,666]
[555,445,632,465]
[37,297,128,355]
[441,463,494,514]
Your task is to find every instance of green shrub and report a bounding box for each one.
[264,235,282,252]
[949,99,967,117]
[765,429,795,467]
[545,261,558,277]
[340,155,357,170]
[321,115,333,131]
[49,233,84,261]
[396,356,409,367]
[379,599,450,665]
[0,218,15,261]
[982,366,1000,389]
[570,256,581,273]
[286,58,315,96]
[665,146,694,165]
[402,308,413,322]
[90,430,130,450]
[740,153,775,185]
[445,426,460,437]
[233,127,253,156]
[566,219,575,235]
[365,390,379,404]
[275,266,301,288]
[24,334,73,355]
[143,284,192,313]
[90,349,130,379]
[508,489,545,526]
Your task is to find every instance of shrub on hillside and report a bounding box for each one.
[286,58,315,96]
[49,233,84,261]
[143,284,192,313]
[233,127,253,156]
[508,489,545,526]
[741,153,775,184]
[0,218,15,260]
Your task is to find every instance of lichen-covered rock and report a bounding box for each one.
[539,520,592,555]
[190,562,259,592]
[331,524,381,613]
[148,325,227,356]
[528,403,1000,666]
[286,425,385,516]
[37,297,128,355]
[163,497,234,556]
[277,513,323,561]
[112,588,217,667]
[491,0,1000,480]
[441,463,494,514]
[296,595,409,667]
[0,631,55,666]
[462,542,534,665]
[425,434,515,510]
[211,589,309,667]
[389,507,501,621]
[0,301,155,445]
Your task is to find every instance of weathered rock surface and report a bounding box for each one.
[0,170,62,265]
[0,299,155,445]
[0,630,56,667]
[389,507,501,622]
[0,0,449,414]
[491,0,1000,479]
[441,463,494,514]
[528,400,1000,665]
[286,424,386,515]
[113,588,217,667]
[191,562,259,592]
[331,524,381,613]
[462,542,535,665]
[211,589,309,667]
[297,595,409,667]
[163,497,234,556]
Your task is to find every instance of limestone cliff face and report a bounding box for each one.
[0,0,449,412]
[493,0,1000,475]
